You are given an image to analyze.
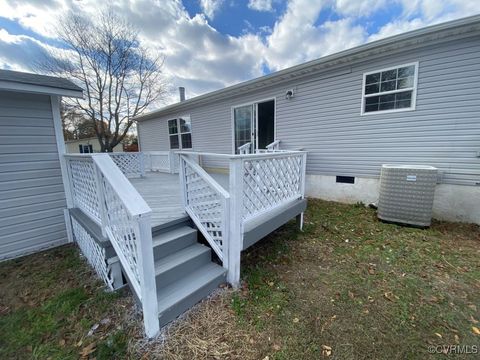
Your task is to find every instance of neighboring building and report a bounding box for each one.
[0,69,83,260]
[136,15,480,224]
[65,137,123,153]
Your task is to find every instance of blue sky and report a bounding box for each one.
[1,0,479,104]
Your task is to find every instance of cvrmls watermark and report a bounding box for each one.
[428,345,478,355]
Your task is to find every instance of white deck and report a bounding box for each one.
[130,171,229,228]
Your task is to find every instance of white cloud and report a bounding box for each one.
[0,0,68,38]
[333,0,387,17]
[263,0,367,70]
[0,29,57,71]
[248,0,274,12]
[199,0,224,19]
[370,0,480,41]
[1,0,480,106]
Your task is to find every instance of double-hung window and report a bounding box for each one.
[361,62,418,115]
[168,116,192,149]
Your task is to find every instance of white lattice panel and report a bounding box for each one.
[67,158,101,223]
[242,154,304,220]
[183,160,226,259]
[101,174,142,293]
[109,153,143,178]
[150,153,170,171]
[72,217,114,290]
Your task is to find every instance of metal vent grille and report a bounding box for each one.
[378,164,437,227]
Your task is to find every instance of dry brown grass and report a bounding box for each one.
[128,289,261,360]
[2,199,479,359]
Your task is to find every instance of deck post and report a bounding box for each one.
[298,152,307,231]
[139,152,146,177]
[227,157,243,287]
[169,151,176,174]
[92,154,108,238]
[178,155,187,208]
[136,213,159,338]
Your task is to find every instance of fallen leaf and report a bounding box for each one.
[472,326,480,335]
[268,282,274,287]
[273,344,281,351]
[468,304,477,311]
[454,334,460,344]
[59,339,66,347]
[322,345,332,357]
[470,316,479,324]
[80,343,96,358]
[435,333,442,338]
[384,292,396,302]
[293,317,300,323]
[348,291,355,299]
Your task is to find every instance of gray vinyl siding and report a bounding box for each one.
[0,91,67,261]
[138,35,480,186]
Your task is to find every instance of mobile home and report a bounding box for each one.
[137,16,480,225]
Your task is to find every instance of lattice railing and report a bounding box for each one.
[109,152,145,178]
[179,155,229,261]
[65,153,159,337]
[93,154,159,337]
[65,156,101,223]
[242,153,306,220]
[145,151,171,172]
[101,175,142,293]
[177,150,306,288]
[71,217,115,290]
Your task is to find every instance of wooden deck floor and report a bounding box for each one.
[130,171,228,228]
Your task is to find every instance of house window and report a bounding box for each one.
[79,144,93,153]
[361,62,418,115]
[168,116,192,149]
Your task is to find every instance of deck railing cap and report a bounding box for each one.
[176,150,306,160]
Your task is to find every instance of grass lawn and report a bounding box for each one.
[1,199,479,359]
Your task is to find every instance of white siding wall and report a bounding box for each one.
[138,36,480,186]
[0,91,67,260]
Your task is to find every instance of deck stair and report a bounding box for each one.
[150,220,226,327]
[64,150,307,337]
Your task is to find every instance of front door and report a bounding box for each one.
[233,99,275,153]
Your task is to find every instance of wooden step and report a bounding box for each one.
[156,262,227,327]
[154,243,211,289]
[152,225,197,260]
[151,215,191,237]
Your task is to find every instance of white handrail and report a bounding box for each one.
[179,154,230,262]
[65,153,159,337]
[177,149,306,159]
[92,154,158,337]
[177,150,307,287]
[266,140,280,152]
[237,142,252,154]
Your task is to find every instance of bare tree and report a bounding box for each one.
[42,10,166,152]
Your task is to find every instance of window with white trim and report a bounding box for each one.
[168,116,192,149]
[362,63,418,114]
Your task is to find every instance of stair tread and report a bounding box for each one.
[152,225,197,247]
[157,262,226,314]
[154,243,210,276]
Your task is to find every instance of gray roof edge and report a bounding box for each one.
[135,14,480,122]
[0,69,83,95]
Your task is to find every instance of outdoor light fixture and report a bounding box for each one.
[285,89,294,99]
